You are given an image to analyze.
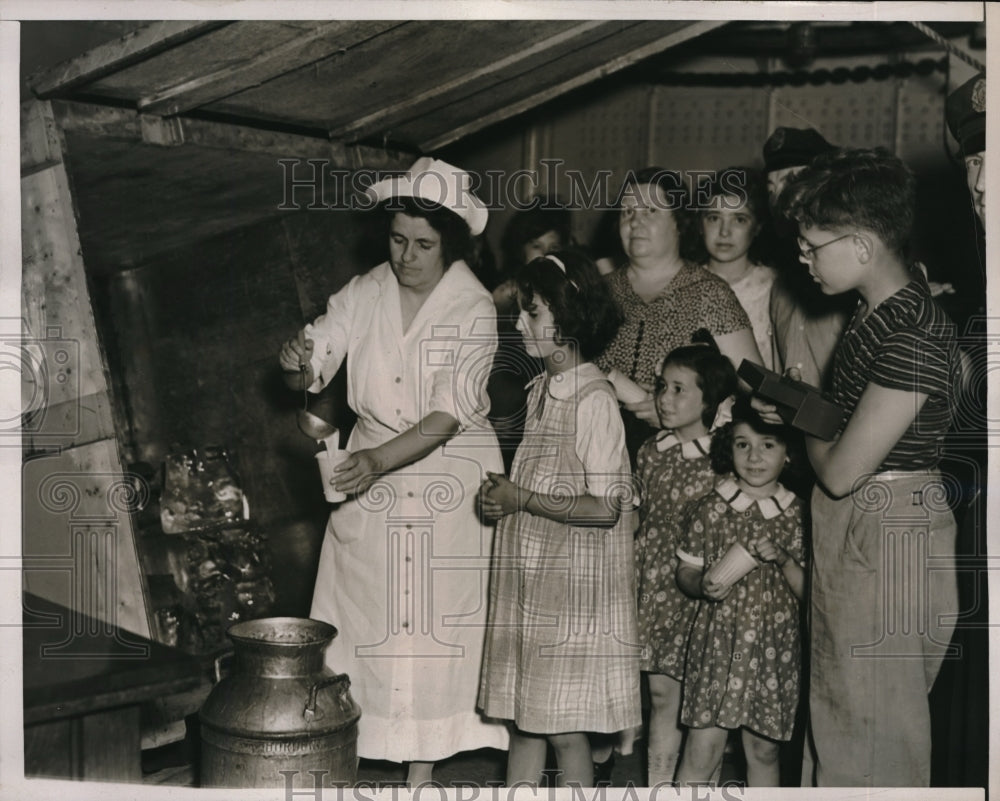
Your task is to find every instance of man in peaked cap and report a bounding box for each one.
[763,126,836,209]
[946,73,986,225]
[762,127,850,392]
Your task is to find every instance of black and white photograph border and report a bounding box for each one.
[0,1,996,800]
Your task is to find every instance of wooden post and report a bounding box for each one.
[20,99,151,639]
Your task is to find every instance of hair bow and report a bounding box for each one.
[711,394,736,432]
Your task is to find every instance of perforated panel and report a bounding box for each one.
[540,85,650,246]
[772,81,898,149]
[648,88,770,170]
[484,50,956,251]
[896,71,949,163]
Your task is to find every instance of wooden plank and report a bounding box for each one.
[20,99,63,174]
[20,158,111,414]
[421,20,728,151]
[28,21,229,98]
[138,21,403,116]
[22,445,153,641]
[81,707,141,782]
[202,20,570,135]
[24,719,77,779]
[51,99,413,167]
[20,106,151,637]
[329,20,607,139]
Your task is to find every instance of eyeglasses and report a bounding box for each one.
[797,232,855,260]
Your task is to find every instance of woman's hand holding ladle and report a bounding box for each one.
[279,332,315,390]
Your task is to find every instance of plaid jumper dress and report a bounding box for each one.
[479,369,641,734]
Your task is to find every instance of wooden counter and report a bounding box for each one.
[22,592,204,782]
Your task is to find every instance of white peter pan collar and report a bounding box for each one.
[654,430,712,459]
[715,476,795,520]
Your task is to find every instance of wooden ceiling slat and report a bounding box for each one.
[138,21,404,116]
[51,100,413,168]
[202,21,574,134]
[28,21,230,98]
[327,20,608,140]
[420,20,727,151]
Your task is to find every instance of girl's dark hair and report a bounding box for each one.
[659,329,738,428]
[383,197,475,269]
[618,167,698,260]
[690,166,773,265]
[516,248,623,361]
[709,394,799,475]
[500,200,573,275]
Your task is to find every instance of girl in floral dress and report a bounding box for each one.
[633,330,738,786]
[478,250,640,787]
[675,397,805,786]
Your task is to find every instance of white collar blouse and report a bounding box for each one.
[653,430,712,459]
[714,475,796,520]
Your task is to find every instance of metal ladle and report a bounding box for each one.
[296,365,339,445]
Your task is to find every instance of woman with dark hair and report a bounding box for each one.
[694,167,778,369]
[596,167,763,460]
[279,157,507,784]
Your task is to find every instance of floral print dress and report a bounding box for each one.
[677,476,805,741]
[634,431,716,678]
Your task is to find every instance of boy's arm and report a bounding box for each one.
[715,328,764,392]
[779,558,806,601]
[806,383,928,497]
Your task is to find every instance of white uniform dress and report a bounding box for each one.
[305,260,509,762]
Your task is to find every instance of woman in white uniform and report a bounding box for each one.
[279,158,508,785]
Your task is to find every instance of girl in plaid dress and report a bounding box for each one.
[633,330,738,786]
[478,250,640,787]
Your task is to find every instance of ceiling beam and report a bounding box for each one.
[28,21,230,98]
[50,100,413,169]
[421,20,727,152]
[328,20,607,140]
[138,21,405,117]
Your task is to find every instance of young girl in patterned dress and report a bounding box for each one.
[675,397,805,786]
[478,250,640,787]
[633,330,738,786]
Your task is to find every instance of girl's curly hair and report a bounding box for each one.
[516,248,623,361]
[709,395,801,477]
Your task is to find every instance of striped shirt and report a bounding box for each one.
[830,277,959,471]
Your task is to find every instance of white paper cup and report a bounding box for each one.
[315,449,349,503]
[705,541,759,588]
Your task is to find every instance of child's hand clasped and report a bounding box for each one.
[750,537,788,567]
[478,472,527,522]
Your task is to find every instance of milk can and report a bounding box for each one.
[199,617,360,788]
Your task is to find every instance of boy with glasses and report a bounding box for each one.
[763,127,850,391]
[771,147,961,787]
